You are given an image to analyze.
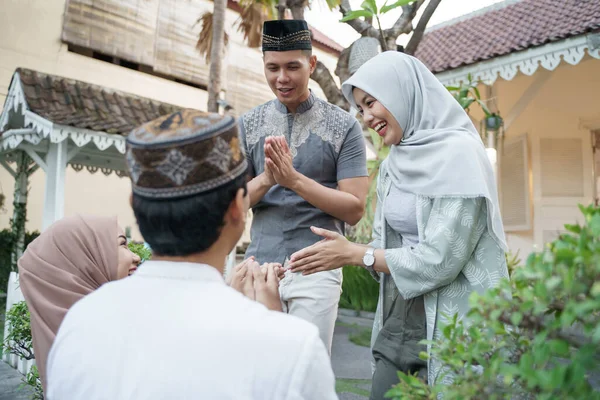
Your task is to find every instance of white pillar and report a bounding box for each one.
[42,141,68,231]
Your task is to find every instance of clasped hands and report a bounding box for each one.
[263,136,299,189]
[227,257,285,312]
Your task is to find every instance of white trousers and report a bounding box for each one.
[279,266,342,355]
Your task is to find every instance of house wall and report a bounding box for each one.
[483,56,600,259]
[0,0,342,245]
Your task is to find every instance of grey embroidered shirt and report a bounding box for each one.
[239,93,368,263]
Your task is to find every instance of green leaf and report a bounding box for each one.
[510,312,523,326]
[340,9,373,22]
[324,0,341,10]
[459,98,475,109]
[475,99,492,117]
[564,223,581,234]
[381,0,416,13]
[361,0,378,14]
[545,276,561,291]
[589,214,600,237]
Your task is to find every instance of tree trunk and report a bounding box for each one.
[10,152,30,272]
[207,0,226,113]
[278,0,287,20]
[311,61,347,109]
[405,0,442,55]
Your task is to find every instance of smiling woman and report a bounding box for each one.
[17,215,139,391]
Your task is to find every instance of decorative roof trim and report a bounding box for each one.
[0,129,42,152]
[0,73,126,155]
[0,73,27,132]
[435,34,600,86]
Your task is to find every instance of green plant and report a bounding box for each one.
[340,265,379,312]
[349,326,372,347]
[21,365,43,400]
[128,242,152,263]
[445,74,492,117]
[506,250,521,278]
[388,204,600,399]
[341,0,418,51]
[3,301,34,360]
[0,230,39,294]
[336,378,372,397]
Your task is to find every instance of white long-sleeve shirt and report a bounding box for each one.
[47,261,338,400]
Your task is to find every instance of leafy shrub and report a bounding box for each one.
[22,365,43,400]
[128,242,152,263]
[4,301,43,398]
[0,230,39,293]
[3,300,34,360]
[340,265,379,313]
[388,204,600,399]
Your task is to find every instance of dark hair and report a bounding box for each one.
[132,174,248,256]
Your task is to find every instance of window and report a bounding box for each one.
[68,44,207,91]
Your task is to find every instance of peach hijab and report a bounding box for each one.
[18,215,119,391]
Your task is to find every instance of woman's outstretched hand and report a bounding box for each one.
[289,226,351,275]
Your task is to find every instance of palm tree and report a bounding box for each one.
[195,1,230,113]
[208,0,227,113]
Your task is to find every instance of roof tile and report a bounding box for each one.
[415,0,600,73]
[11,69,180,136]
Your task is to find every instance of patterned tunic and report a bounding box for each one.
[370,159,509,386]
[239,93,368,263]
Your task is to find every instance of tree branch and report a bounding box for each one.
[334,45,352,86]
[339,0,380,38]
[384,0,424,39]
[405,0,442,55]
[311,61,348,110]
[277,0,287,20]
[499,312,590,349]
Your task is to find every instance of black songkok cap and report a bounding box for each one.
[262,20,312,52]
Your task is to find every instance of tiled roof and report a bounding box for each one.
[415,0,600,73]
[14,68,180,135]
[309,26,344,54]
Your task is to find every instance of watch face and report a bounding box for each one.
[363,253,375,266]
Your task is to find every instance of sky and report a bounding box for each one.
[305,0,506,47]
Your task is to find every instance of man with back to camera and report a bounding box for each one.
[45,109,338,399]
[239,19,369,354]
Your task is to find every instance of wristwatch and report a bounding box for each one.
[362,247,375,273]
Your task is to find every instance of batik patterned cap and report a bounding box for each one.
[262,20,312,52]
[125,109,247,199]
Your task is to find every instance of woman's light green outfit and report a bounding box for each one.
[341,52,510,391]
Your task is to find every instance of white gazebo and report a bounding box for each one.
[0,68,181,231]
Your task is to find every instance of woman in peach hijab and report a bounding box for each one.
[18,215,140,391]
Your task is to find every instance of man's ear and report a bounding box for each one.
[227,188,247,224]
[309,55,317,74]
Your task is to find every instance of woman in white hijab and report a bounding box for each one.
[289,51,509,397]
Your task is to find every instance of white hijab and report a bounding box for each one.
[342,51,507,251]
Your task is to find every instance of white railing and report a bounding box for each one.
[3,271,36,375]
